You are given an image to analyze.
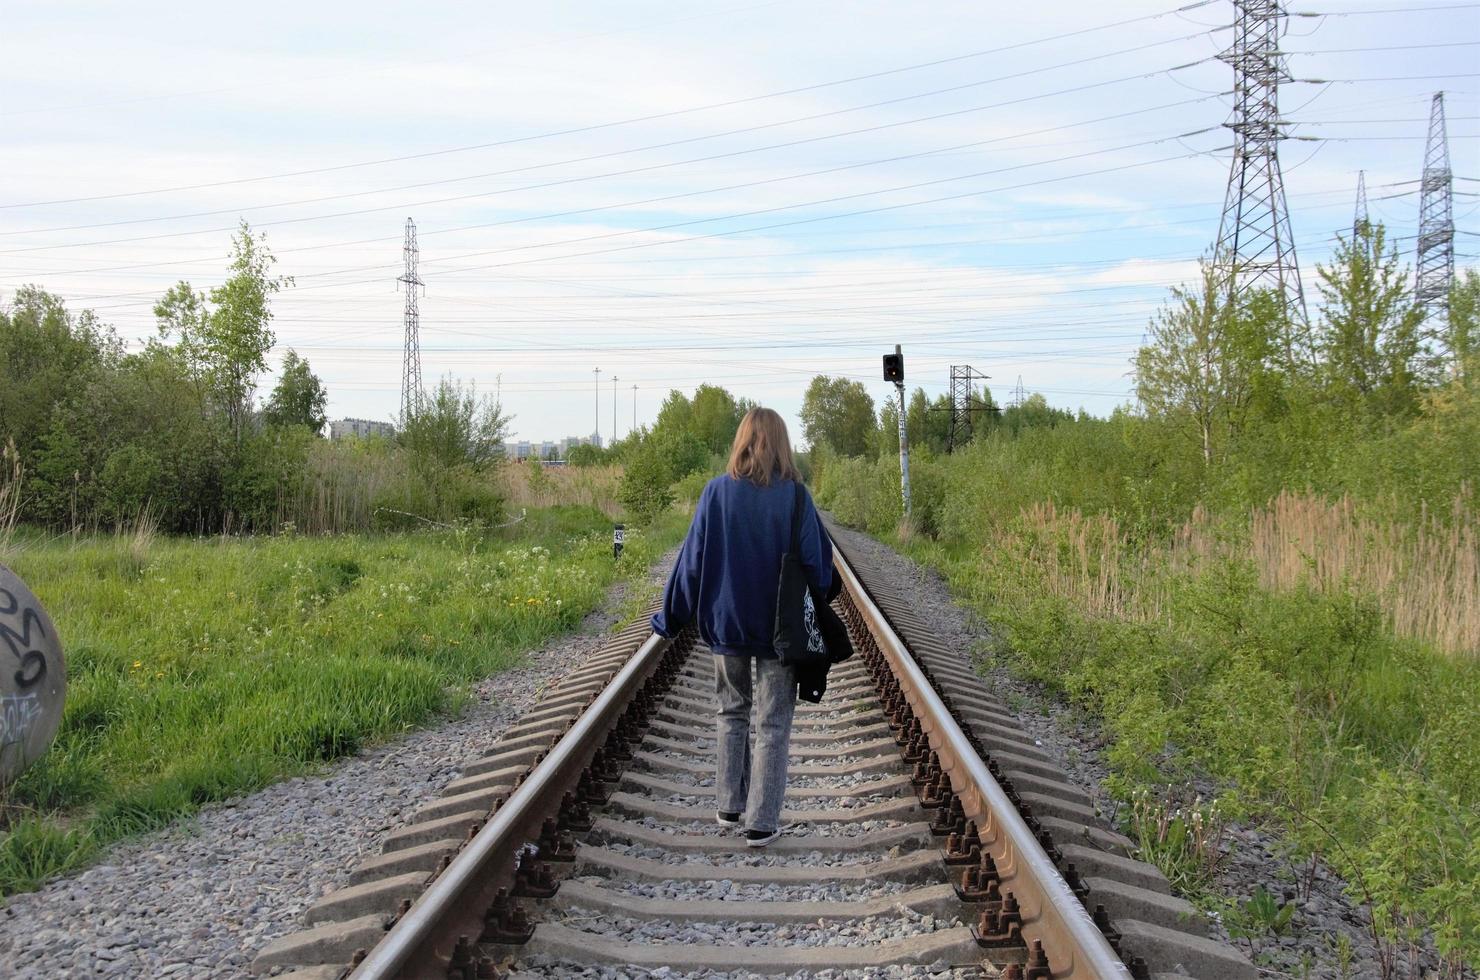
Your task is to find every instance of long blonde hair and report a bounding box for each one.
[726,407,801,487]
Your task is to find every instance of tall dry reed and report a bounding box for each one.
[1015,491,1479,658]
[498,463,623,516]
[1248,489,1478,657]
[275,441,408,533]
[1018,501,1151,620]
[0,439,23,561]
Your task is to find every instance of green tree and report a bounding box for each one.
[154,223,292,439]
[649,426,709,479]
[1449,269,1479,379]
[618,441,676,523]
[653,390,693,436]
[1135,261,1273,464]
[30,344,225,530]
[262,350,328,433]
[1314,222,1424,418]
[689,384,743,454]
[152,281,212,398]
[878,398,900,458]
[224,424,316,529]
[566,443,605,466]
[1006,392,1074,432]
[209,223,291,436]
[400,377,511,470]
[0,287,120,460]
[800,375,876,456]
[905,388,951,455]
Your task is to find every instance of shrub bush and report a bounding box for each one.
[618,444,677,524]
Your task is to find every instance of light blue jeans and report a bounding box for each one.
[713,654,796,833]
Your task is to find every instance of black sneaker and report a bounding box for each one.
[745,827,783,848]
[715,810,743,827]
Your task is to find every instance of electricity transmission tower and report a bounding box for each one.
[1353,170,1369,239]
[1416,92,1455,340]
[397,218,424,426]
[946,365,991,453]
[1012,375,1025,409]
[1213,0,1307,331]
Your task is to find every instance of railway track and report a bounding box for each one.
[254,527,1254,980]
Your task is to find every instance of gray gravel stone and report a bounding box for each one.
[551,904,963,948]
[513,964,980,979]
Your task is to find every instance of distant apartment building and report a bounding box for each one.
[561,433,602,455]
[499,434,601,461]
[329,418,396,441]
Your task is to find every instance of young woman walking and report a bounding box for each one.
[651,407,833,847]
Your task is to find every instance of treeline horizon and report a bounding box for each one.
[0,221,764,535]
[800,221,1476,532]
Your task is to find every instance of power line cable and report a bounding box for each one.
[1,86,1224,240]
[0,1,1221,211]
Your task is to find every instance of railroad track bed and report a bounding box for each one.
[254,535,1256,979]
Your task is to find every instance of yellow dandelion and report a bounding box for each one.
[132,660,143,669]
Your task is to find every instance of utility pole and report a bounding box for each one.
[397,217,424,426]
[593,367,601,447]
[882,345,911,518]
[612,375,619,445]
[1417,92,1455,353]
[1213,0,1308,339]
[631,384,638,431]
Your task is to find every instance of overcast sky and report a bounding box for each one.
[3,1,1477,445]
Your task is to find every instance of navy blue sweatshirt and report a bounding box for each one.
[651,475,833,657]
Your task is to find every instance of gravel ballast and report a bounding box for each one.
[550,906,964,948]
[510,962,980,979]
[592,876,913,903]
[0,550,677,980]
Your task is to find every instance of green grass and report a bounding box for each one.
[896,529,1479,967]
[0,505,687,895]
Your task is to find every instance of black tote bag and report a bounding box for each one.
[772,483,831,667]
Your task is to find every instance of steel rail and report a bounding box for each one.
[349,631,672,979]
[832,547,1130,980]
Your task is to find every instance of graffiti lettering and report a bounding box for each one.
[0,693,43,747]
[0,604,47,654]
[15,650,46,688]
[0,592,49,689]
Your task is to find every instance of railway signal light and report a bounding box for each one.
[884,344,911,518]
[882,351,904,383]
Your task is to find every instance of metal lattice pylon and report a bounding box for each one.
[398,217,424,425]
[1416,92,1455,339]
[1352,170,1369,240]
[946,365,989,452]
[1213,0,1307,333]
